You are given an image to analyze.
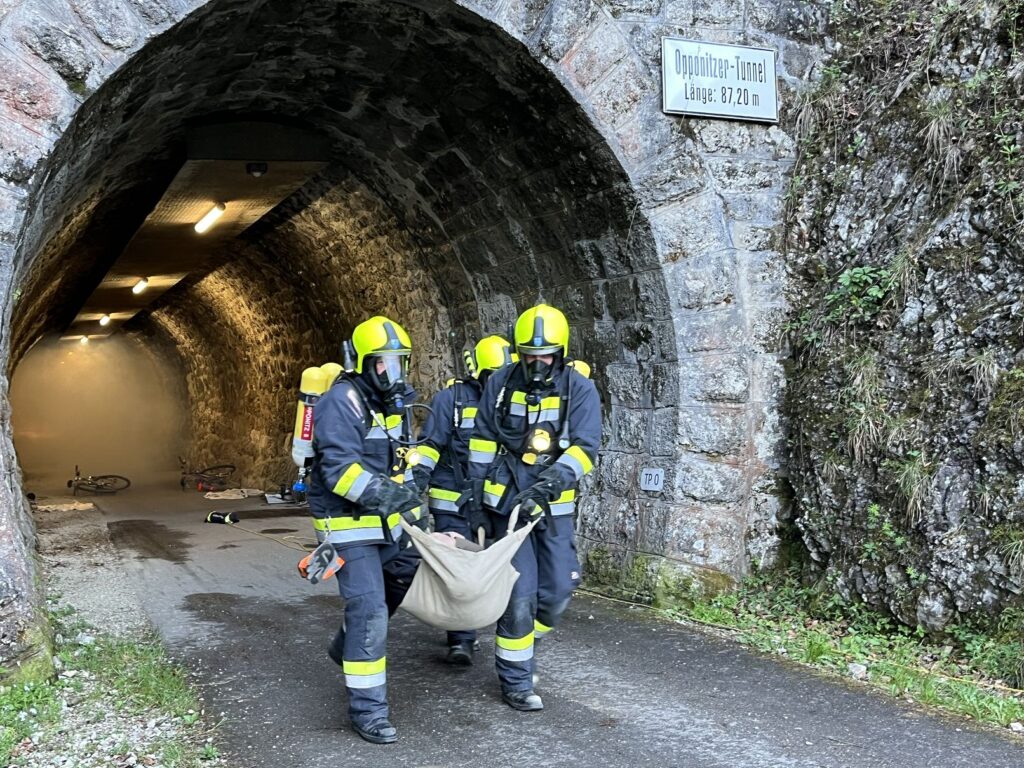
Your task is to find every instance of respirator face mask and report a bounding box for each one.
[367,354,409,408]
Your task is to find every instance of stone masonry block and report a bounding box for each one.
[681,353,750,403]
[722,192,783,223]
[666,0,744,26]
[648,362,679,407]
[614,406,650,451]
[659,503,745,569]
[602,451,641,495]
[588,57,653,127]
[649,194,730,264]
[604,0,664,19]
[615,97,690,167]
[635,141,707,206]
[672,453,747,504]
[0,120,47,185]
[605,363,644,406]
[706,158,787,192]
[618,321,658,364]
[674,308,744,353]
[0,49,63,121]
[499,0,551,41]
[749,353,784,404]
[564,22,629,89]
[731,221,778,251]
[678,405,748,456]
[662,252,737,311]
[72,0,140,50]
[649,407,680,456]
[19,15,95,83]
[538,0,602,62]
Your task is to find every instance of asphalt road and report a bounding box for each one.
[77,485,1024,768]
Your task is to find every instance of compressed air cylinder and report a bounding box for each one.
[320,362,343,389]
[292,367,329,467]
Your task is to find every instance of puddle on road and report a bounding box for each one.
[108,519,192,562]
[259,528,297,534]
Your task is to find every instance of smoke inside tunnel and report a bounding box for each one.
[10,335,185,491]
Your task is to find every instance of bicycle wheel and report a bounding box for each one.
[81,475,131,493]
[199,464,235,479]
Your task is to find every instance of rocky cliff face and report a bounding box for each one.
[785,0,1024,629]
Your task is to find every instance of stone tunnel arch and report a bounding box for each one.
[1,0,806,664]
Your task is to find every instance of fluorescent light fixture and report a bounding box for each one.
[99,314,111,326]
[79,336,89,345]
[194,202,226,234]
[132,278,149,294]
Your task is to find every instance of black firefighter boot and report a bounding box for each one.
[445,640,475,666]
[352,719,398,745]
[502,689,544,711]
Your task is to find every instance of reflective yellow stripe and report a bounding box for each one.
[332,462,372,500]
[565,445,593,473]
[534,620,552,637]
[462,407,478,418]
[470,438,497,463]
[312,516,384,531]
[342,657,386,675]
[428,487,462,501]
[495,633,534,651]
[555,489,576,503]
[483,480,506,507]
[419,445,440,463]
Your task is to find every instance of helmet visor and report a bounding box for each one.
[377,354,408,387]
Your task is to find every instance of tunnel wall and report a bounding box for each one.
[0,0,820,671]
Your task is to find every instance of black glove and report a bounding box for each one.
[365,477,421,522]
[410,462,432,495]
[511,472,562,520]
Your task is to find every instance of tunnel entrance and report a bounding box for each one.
[12,0,664,491]
[9,0,680,578]
[1,0,801,661]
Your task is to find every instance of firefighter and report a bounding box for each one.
[412,335,515,665]
[307,315,425,745]
[467,304,601,711]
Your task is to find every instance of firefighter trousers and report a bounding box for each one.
[491,513,581,692]
[328,538,401,727]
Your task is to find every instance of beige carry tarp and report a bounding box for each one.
[397,509,537,631]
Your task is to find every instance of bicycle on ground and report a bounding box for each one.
[67,466,131,495]
[179,457,236,492]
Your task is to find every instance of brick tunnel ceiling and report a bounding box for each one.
[12,0,666,484]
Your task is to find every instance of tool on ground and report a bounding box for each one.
[205,511,239,524]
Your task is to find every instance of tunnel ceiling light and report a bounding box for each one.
[194,202,226,234]
[99,314,111,326]
[132,278,149,294]
[79,336,89,345]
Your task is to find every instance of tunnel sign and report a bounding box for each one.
[639,467,665,492]
[662,37,778,123]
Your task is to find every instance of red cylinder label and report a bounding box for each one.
[300,404,314,440]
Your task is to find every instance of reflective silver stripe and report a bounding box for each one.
[531,408,561,423]
[346,470,373,501]
[556,452,586,481]
[316,528,386,545]
[509,403,527,417]
[366,426,389,440]
[460,417,476,429]
[470,450,495,464]
[549,501,575,516]
[534,628,552,638]
[495,647,534,662]
[345,672,386,689]
[484,490,503,506]
[390,523,402,539]
[417,454,437,470]
[428,497,460,513]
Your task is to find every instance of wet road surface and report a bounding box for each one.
[76,485,1023,768]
